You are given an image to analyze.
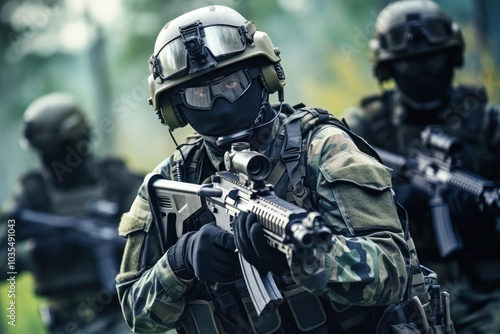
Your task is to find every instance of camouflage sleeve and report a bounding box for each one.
[289,125,409,307]
[116,156,189,333]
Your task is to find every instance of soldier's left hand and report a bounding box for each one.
[234,211,288,275]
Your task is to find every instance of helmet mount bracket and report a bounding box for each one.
[152,56,163,83]
[408,24,424,45]
[179,20,218,76]
[238,24,254,45]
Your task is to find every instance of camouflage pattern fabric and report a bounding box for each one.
[116,109,410,333]
[344,86,500,334]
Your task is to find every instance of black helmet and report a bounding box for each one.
[147,5,285,130]
[370,0,464,82]
[21,93,89,153]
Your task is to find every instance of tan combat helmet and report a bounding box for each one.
[370,0,464,82]
[147,5,286,130]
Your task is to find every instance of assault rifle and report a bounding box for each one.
[145,142,333,316]
[375,125,500,258]
[15,200,125,292]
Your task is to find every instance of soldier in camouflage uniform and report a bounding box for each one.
[116,5,419,334]
[344,1,500,333]
[0,93,142,333]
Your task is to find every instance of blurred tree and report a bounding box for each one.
[473,0,500,104]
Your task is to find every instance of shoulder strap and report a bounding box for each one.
[279,106,313,209]
[269,105,383,209]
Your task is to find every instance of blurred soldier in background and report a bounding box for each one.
[0,92,142,333]
[344,1,500,332]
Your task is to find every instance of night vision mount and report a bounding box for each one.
[179,20,218,76]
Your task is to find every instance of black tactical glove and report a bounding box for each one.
[233,211,288,275]
[167,223,237,283]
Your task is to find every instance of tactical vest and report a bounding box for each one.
[358,86,498,179]
[18,158,134,296]
[171,104,452,333]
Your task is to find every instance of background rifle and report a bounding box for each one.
[145,142,333,316]
[15,200,125,292]
[375,125,500,258]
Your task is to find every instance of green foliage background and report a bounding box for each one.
[0,0,499,333]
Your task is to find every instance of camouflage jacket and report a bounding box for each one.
[116,106,409,333]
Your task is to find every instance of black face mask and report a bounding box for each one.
[178,76,264,137]
[40,147,97,189]
[392,53,454,104]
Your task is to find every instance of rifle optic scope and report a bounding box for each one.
[420,126,463,156]
[225,142,272,182]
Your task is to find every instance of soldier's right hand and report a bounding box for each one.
[167,222,237,283]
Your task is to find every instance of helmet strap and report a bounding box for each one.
[168,128,188,182]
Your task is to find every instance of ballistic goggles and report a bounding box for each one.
[382,19,451,52]
[178,67,261,110]
[392,52,448,77]
[155,24,249,79]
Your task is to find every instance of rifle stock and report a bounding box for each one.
[146,143,333,316]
